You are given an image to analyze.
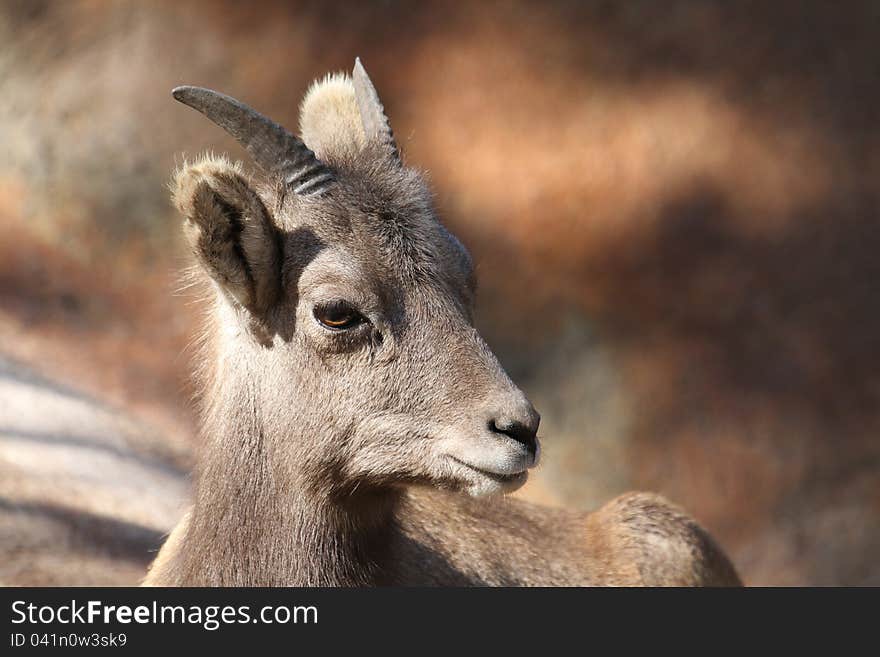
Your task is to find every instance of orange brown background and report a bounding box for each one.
[1,1,878,585]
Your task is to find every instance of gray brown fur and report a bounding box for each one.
[145,62,740,586]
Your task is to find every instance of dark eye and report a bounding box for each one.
[313,300,365,330]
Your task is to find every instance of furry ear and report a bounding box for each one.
[299,73,366,161]
[173,156,281,317]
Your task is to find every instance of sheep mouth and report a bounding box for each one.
[448,456,529,484]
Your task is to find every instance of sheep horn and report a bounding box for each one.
[172,85,335,195]
[352,58,400,163]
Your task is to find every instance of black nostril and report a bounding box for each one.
[489,419,538,455]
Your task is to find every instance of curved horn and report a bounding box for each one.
[172,86,335,196]
[352,58,400,163]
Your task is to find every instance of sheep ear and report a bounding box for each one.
[173,157,281,317]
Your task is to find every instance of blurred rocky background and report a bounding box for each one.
[1,0,878,585]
